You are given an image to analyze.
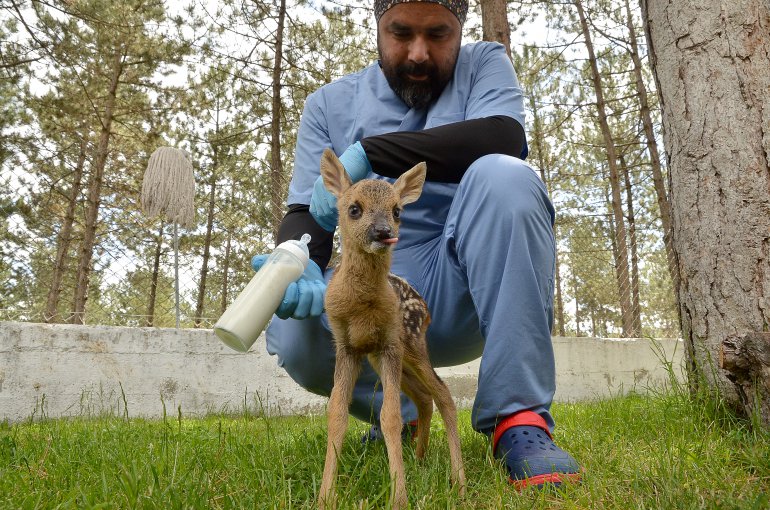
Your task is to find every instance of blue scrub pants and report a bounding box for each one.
[265,154,557,433]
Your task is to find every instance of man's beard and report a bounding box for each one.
[379,47,458,110]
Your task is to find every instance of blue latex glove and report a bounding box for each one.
[251,255,326,320]
[309,141,372,232]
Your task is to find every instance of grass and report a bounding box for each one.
[1,388,769,509]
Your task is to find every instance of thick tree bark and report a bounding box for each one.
[71,49,124,324]
[641,0,770,424]
[575,0,635,337]
[479,0,512,57]
[721,333,770,422]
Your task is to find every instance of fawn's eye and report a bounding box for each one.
[392,207,401,220]
[348,204,362,219]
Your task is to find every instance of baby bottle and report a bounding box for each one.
[214,234,311,352]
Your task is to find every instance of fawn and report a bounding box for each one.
[317,149,466,509]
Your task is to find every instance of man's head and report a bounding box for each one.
[375,1,467,109]
[374,0,468,25]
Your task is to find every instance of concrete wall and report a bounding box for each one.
[0,322,683,423]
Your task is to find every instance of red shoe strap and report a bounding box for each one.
[492,411,552,453]
[510,471,582,490]
[407,420,418,439]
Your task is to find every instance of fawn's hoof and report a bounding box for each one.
[361,420,418,444]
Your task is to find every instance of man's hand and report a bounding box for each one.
[309,141,372,232]
[251,256,326,320]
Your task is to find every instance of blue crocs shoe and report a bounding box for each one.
[493,411,582,490]
[361,420,418,444]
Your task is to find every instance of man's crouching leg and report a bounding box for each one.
[444,154,581,489]
[266,316,418,428]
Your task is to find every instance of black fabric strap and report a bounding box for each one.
[276,204,335,271]
[361,115,525,183]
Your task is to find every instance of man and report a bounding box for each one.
[254,0,581,490]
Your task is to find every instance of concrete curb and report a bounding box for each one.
[0,322,683,422]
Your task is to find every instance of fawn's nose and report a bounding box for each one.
[369,222,393,242]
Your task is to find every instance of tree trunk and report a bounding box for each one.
[220,186,235,316]
[603,176,626,335]
[220,233,232,316]
[269,0,287,241]
[45,135,87,323]
[571,257,581,336]
[528,94,566,336]
[641,0,770,424]
[479,0,512,57]
[721,333,770,423]
[575,0,635,337]
[620,154,642,336]
[146,221,164,327]
[624,0,677,289]
[554,241,566,336]
[71,48,123,324]
[195,150,218,328]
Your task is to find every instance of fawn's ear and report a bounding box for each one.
[393,162,427,206]
[320,148,352,198]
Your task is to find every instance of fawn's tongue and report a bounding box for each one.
[381,238,399,245]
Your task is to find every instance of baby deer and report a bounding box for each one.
[317,149,466,509]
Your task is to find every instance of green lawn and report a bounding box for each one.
[1,388,768,509]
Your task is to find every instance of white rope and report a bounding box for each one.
[141,147,196,228]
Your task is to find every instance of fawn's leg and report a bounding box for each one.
[400,367,433,459]
[319,346,360,510]
[370,349,408,510]
[408,355,466,496]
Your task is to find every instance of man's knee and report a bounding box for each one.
[280,348,333,397]
[267,319,334,397]
[463,154,553,224]
[465,154,542,196]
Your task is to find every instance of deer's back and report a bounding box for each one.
[387,274,431,345]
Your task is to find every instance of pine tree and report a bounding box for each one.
[13,0,191,323]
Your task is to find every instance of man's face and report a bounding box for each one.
[377,3,462,109]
